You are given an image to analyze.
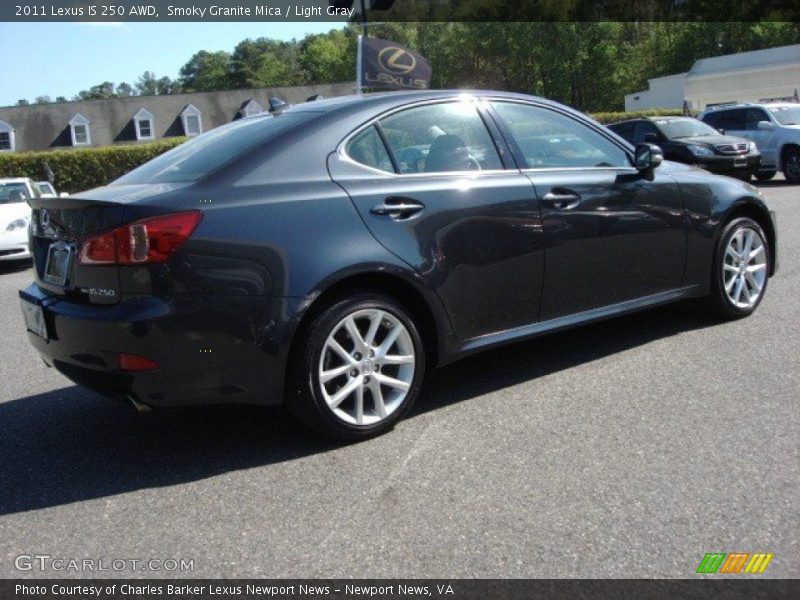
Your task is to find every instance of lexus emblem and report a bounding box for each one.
[378,47,417,75]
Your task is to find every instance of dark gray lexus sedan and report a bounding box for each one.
[20,91,777,439]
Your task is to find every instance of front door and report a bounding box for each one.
[488,101,687,321]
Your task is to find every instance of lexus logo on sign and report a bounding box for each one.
[360,37,431,90]
[378,47,417,75]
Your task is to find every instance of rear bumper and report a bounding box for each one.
[19,284,300,408]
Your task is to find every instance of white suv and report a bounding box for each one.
[699,102,800,182]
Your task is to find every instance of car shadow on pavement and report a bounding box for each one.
[0,260,32,275]
[0,302,721,515]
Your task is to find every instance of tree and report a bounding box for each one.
[230,38,304,88]
[179,50,232,92]
[34,95,52,104]
[136,71,159,96]
[116,82,135,97]
[300,29,355,84]
[55,96,67,103]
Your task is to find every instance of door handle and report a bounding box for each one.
[370,198,425,219]
[542,191,581,210]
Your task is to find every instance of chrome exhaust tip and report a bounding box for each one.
[126,394,152,413]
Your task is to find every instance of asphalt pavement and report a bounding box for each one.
[0,178,797,578]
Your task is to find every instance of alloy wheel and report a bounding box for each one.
[785,152,800,181]
[318,309,416,426]
[723,226,767,309]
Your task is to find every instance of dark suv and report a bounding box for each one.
[608,117,760,180]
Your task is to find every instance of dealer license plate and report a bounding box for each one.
[20,297,48,340]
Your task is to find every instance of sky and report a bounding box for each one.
[0,22,344,107]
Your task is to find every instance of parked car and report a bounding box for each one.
[0,178,36,262]
[698,102,800,182]
[19,91,777,439]
[607,116,760,180]
[35,181,57,197]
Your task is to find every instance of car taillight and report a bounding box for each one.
[79,211,202,265]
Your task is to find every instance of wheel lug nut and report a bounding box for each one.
[374,364,380,372]
[350,369,358,378]
[369,349,375,357]
[354,352,362,361]
[363,376,371,384]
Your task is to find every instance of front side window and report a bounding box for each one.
[0,182,30,204]
[492,102,629,169]
[631,121,660,143]
[345,125,393,172]
[379,101,502,174]
[746,108,770,130]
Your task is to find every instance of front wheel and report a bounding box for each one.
[754,170,776,182]
[707,217,770,319]
[287,291,426,440]
[783,147,800,183]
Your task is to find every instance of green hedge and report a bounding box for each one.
[0,138,186,193]
[590,109,692,124]
[0,108,696,193]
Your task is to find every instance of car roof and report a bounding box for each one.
[0,178,32,184]
[702,101,799,112]
[283,89,569,116]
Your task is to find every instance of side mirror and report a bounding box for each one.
[59,192,69,198]
[757,120,776,131]
[644,132,659,143]
[634,143,663,172]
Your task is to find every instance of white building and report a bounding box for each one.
[625,44,800,111]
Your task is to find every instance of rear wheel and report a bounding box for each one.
[286,291,426,440]
[754,170,776,181]
[783,147,800,183]
[706,217,769,319]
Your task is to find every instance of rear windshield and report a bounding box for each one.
[0,182,30,204]
[114,113,314,184]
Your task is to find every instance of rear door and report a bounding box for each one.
[744,107,779,167]
[488,101,687,321]
[329,99,545,340]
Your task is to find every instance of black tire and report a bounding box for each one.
[754,170,776,182]
[782,147,800,183]
[706,217,770,319]
[286,290,426,440]
[732,171,751,182]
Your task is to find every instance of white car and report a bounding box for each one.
[0,178,35,261]
[35,181,58,197]
[699,102,800,182]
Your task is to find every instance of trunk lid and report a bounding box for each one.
[28,183,190,305]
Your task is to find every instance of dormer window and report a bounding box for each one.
[180,104,202,137]
[133,108,155,141]
[240,99,263,118]
[69,113,91,146]
[0,120,14,152]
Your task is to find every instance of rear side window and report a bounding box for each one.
[114,113,314,184]
[492,102,629,169]
[746,108,769,130]
[703,109,745,131]
[609,122,634,142]
[345,125,394,172]
[379,102,502,174]
[631,121,659,143]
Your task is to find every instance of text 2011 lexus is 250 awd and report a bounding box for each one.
[20,91,777,439]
